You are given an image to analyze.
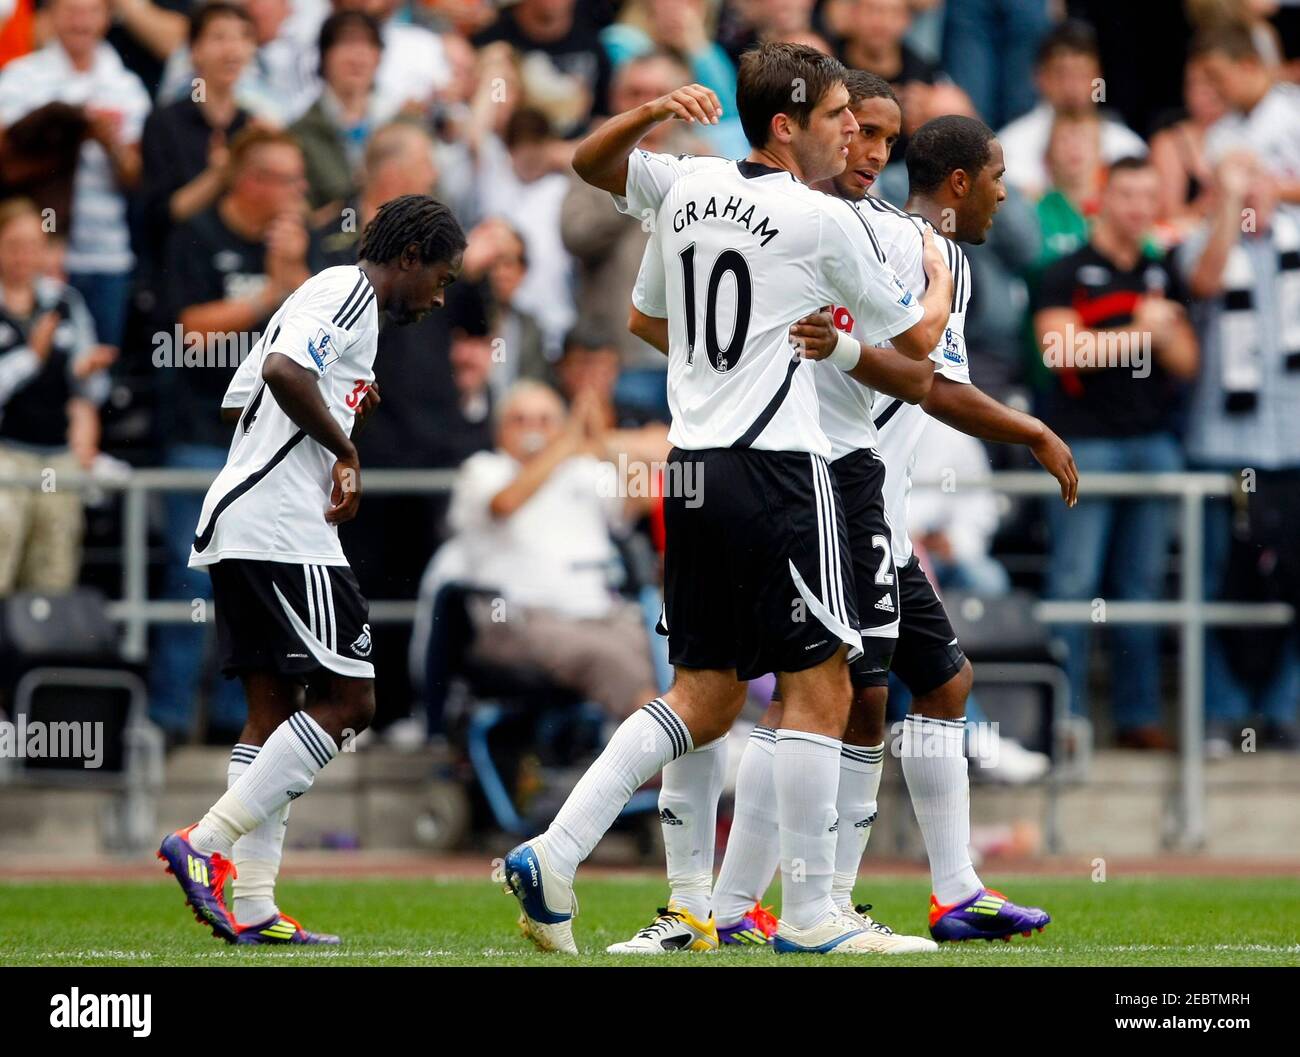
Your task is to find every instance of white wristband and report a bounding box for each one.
[827,327,860,372]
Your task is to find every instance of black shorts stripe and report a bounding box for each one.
[331,272,367,325]
[289,711,331,768]
[731,356,800,449]
[193,430,307,552]
[339,289,375,331]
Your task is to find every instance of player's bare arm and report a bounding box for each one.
[628,306,669,355]
[260,351,362,524]
[922,376,1079,507]
[572,84,723,196]
[790,309,933,403]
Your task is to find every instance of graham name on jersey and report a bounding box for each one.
[672,194,780,247]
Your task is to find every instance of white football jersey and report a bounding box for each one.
[852,195,973,566]
[618,150,923,456]
[189,265,379,568]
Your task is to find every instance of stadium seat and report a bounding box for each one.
[0,588,163,851]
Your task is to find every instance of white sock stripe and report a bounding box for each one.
[642,699,688,758]
[319,565,338,653]
[906,714,967,729]
[289,712,331,768]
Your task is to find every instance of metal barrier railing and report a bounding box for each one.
[1,467,1291,850]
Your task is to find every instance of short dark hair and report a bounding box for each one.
[358,194,467,267]
[736,42,847,150]
[1036,19,1100,67]
[1190,22,1260,62]
[842,69,897,108]
[562,323,618,355]
[318,10,382,66]
[906,115,996,195]
[504,107,553,148]
[1106,155,1155,180]
[189,0,253,46]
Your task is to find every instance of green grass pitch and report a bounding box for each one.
[3,875,1298,967]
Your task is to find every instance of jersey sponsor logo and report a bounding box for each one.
[941,327,965,365]
[307,329,339,372]
[349,622,372,657]
[830,305,855,333]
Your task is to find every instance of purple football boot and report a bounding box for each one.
[929,887,1051,942]
[235,912,341,945]
[717,902,779,946]
[157,824,238,942]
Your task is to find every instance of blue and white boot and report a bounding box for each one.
[498,841,579,954]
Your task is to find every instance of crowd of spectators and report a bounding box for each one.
[0,0,1296,755]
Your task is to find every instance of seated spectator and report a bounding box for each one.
[1194,22,1300,205]
[907,419,1010,597]
[838,0,941,96]
[476,107,576,353]
[447,380,657,720]
[138,2,257,282]
[561,52,707,394]
[1149,50,1227,238]
[553,324,671,459]
[0,197,113,595]
[458,216,548,398]
[997,20,1147,201]
[0,0,149,348]
[291,10,387,212]
[1035,112,1103,271]
[471,0,612,136]
[315,119,440,266]
[1034,157,1199,749]
[150,127,313,740]
[601,0,746,156]
[1178,153,1300,753]
[331,0,453,119]
[159,0,317,126]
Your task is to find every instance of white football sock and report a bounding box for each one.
[830,741,884,910]
[774,728,841,931]
[900,714,982,905]
[658,734,726,920]
[227,744,290,926]
[190,712,336,858]
[538,698,692,883]
[713,726,779,927]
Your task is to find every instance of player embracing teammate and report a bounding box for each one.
[618,76,1080,953]
[501,43,960,956]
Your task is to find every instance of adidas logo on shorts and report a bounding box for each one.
[874,595,895,613]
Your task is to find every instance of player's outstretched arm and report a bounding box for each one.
[572,84,722,196]
[790,311,933,403]
[922,375,1079,507]
[889,229,954,360]
[261,351,363,523]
